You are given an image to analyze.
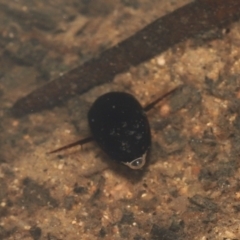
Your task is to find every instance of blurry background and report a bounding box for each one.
[1,0,240,239]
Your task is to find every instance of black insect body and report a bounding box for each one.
[48,87,180,169]
[88,92,151,169]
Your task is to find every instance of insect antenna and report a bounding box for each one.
[144,85,182,112]
[47,136,94,154]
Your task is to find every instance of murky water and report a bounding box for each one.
[1,1,240,239]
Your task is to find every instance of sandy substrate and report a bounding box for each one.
[1,0,240,239]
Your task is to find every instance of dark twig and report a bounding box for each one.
[12,0,240,116]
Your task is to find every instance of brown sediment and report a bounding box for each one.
[12,0,240,116]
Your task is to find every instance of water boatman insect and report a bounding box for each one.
[88,92,151,169]
[48,86,181,169]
